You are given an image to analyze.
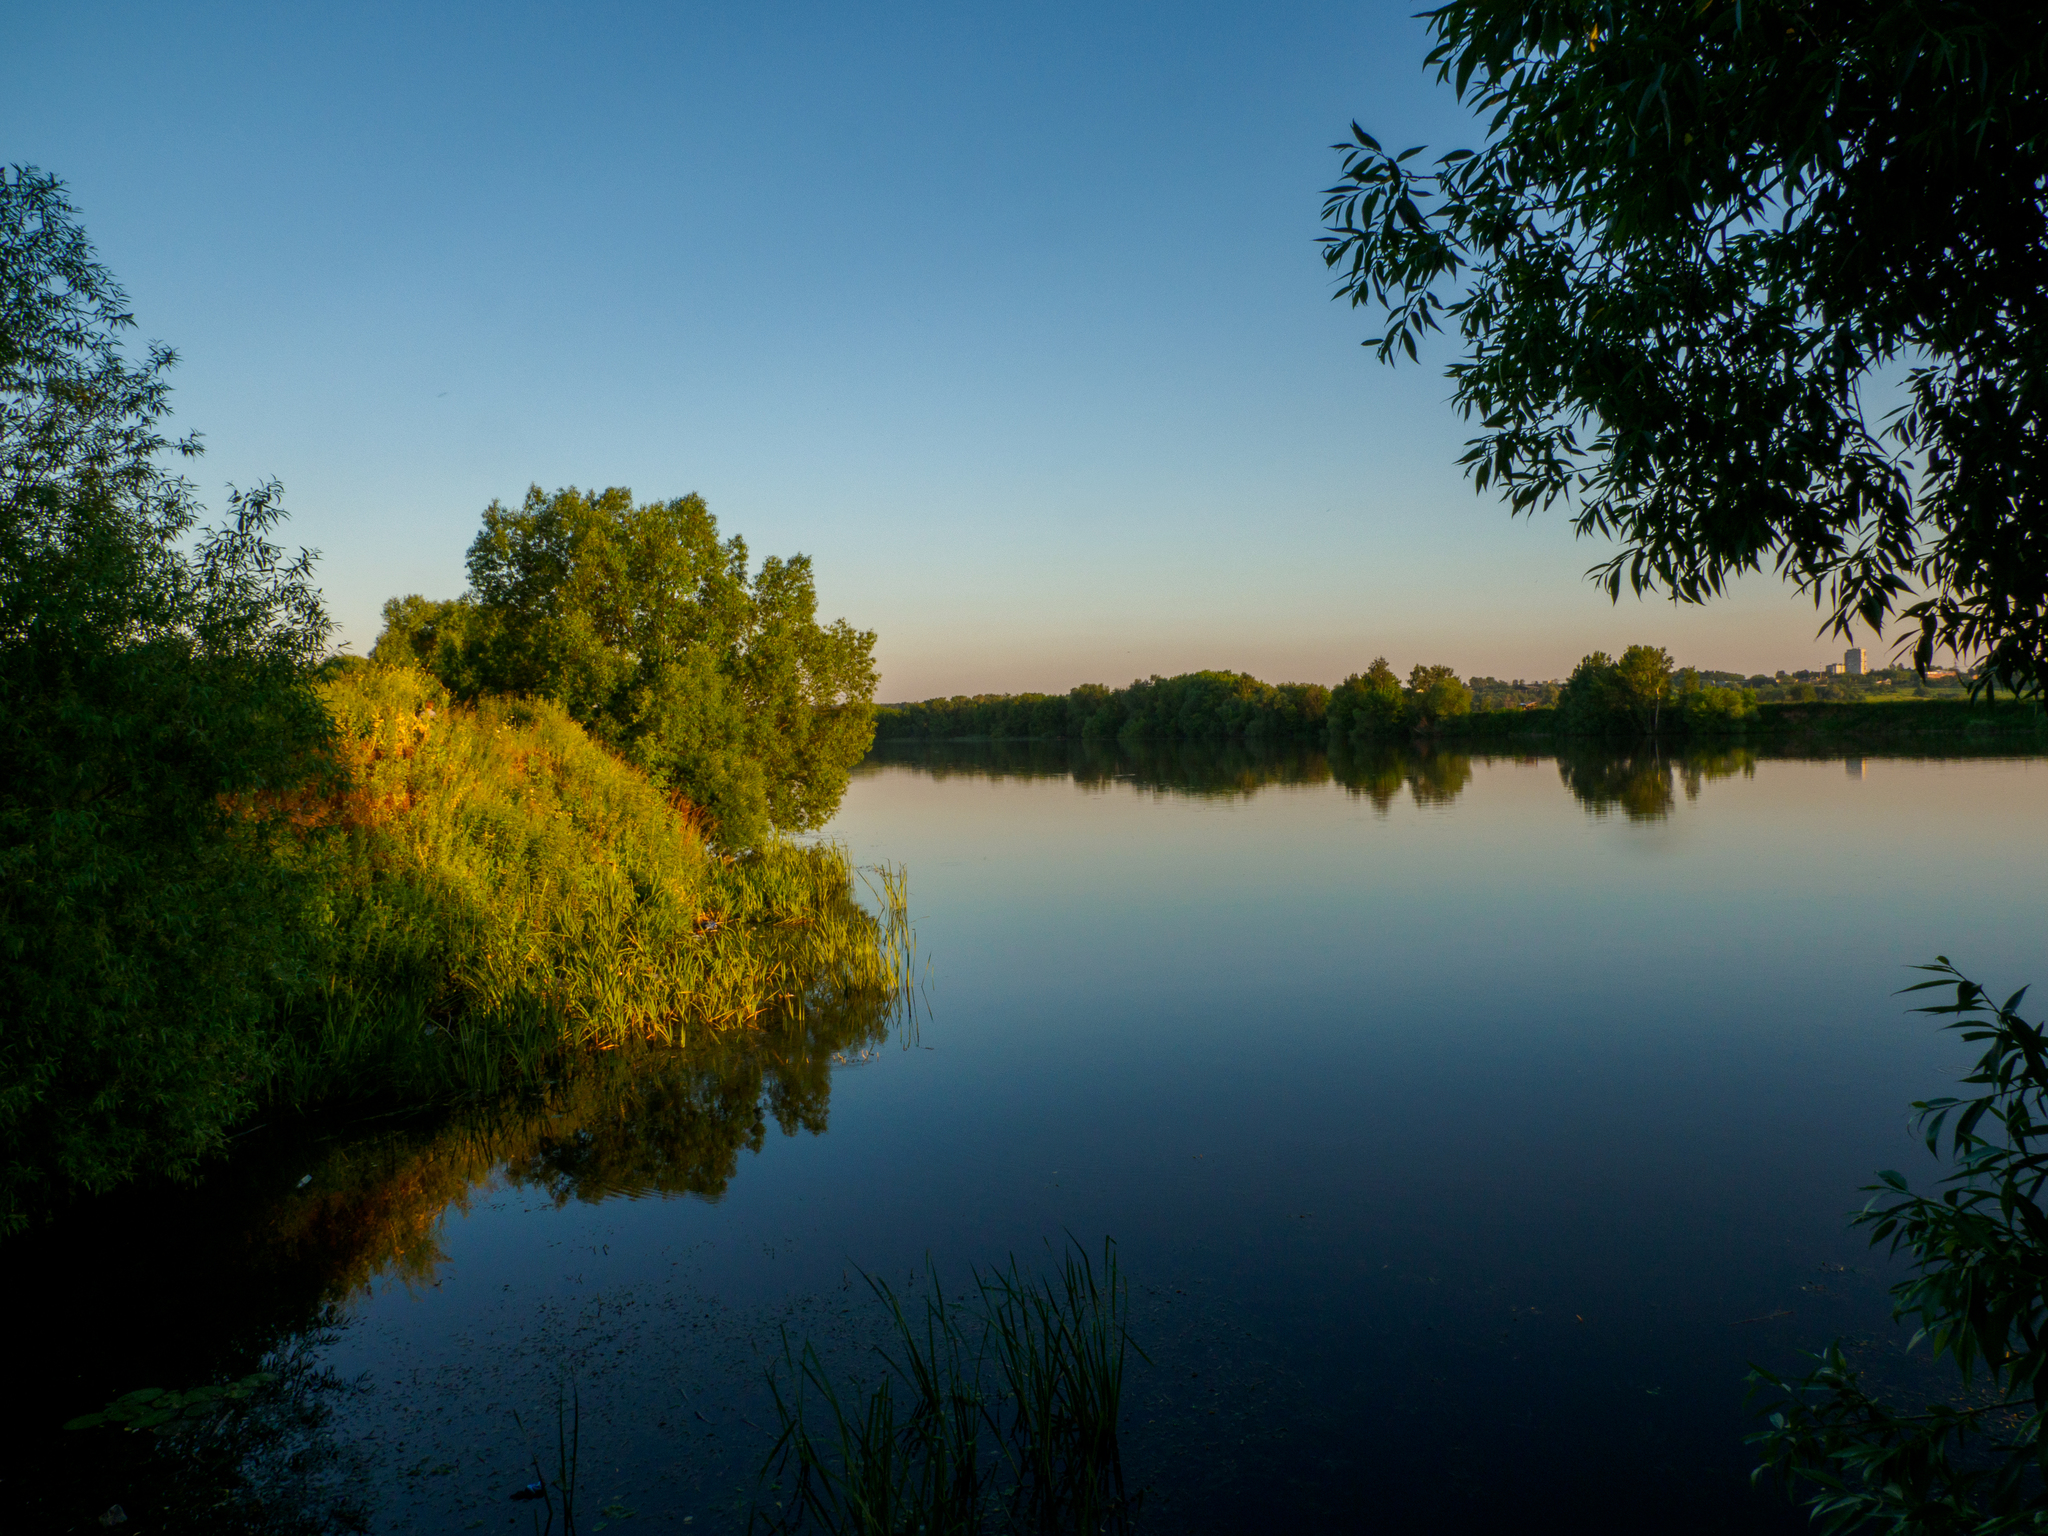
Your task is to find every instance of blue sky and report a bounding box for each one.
[10,2,1869,697]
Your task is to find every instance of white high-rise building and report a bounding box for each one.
[1844,647,1868,676]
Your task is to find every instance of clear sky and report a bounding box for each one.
[9,2,1878,698]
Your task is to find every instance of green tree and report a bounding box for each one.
[0,167,333,1228]
[376,485,878,847]
[1612,644,1674,733]
[1558,645,1729,735]
[1555,651,1623,735]
[1321,2,2048,695]
[1328,656,1407,738]
[1404,662,1472,726]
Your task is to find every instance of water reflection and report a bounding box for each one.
[1328,742,1475,811]
[19,744,2048,1535]
[271,990,903,1305]
[1553,746,1758,823]
[862,738,1998,824]
[3,988,904,1533]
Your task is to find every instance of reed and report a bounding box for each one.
[264,663,910,1109]
[758,1240,1141,1535]
[513,1379,582,1536]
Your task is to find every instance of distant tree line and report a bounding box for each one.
[872,670,1336,744]
[876,649,1771,743]
[878,649,2040,747]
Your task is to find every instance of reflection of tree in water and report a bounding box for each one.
[265,988,901,1303]
[863,738,1333,798]
[867,740,1792,826]
[1557,747,1756,822]
[867,739,1482,804]
[1328,744,1475,813]
[1109,741,1330,798]
[867,739,1487,809]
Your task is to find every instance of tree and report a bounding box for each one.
[375,485,878,847]
[1612,643,1674,733]
[1752,964,2048,1531]
[0,167,333,1228]
[1555,651,1625,735]
[1405,662,1472,726]
[1321,2,2048,695]
[1328,656,1407,738]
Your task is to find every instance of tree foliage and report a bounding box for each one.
[373,485,878,848]
[0,167,334,1228]
[1753,962,2048,1532]
[1322,2,2048,694]
[1327,656,1406,739]
[872,670,1332,745]
[1405,661,1474,725]
[1558,645,1757,735]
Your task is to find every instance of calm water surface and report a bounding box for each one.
[16,743,2048,1534]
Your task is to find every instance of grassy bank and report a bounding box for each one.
[2,660,908,1232]
[271,663,908,1111]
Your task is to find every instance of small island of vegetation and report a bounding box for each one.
[0,169,895,1236]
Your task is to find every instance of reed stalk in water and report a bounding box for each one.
[758,1239,1141,1535]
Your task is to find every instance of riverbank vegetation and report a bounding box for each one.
[273,662,906,1112]
[0,168,894,1235]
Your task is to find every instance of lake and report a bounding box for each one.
[13,741,2048,1533]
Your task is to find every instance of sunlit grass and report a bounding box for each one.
[262,663,910,1109]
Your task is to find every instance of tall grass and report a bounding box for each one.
[265,663,909,1109]
[759,1240,1141,1535]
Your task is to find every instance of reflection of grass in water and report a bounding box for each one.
[265,976,913,1304]
[759,1241,1141,1535]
